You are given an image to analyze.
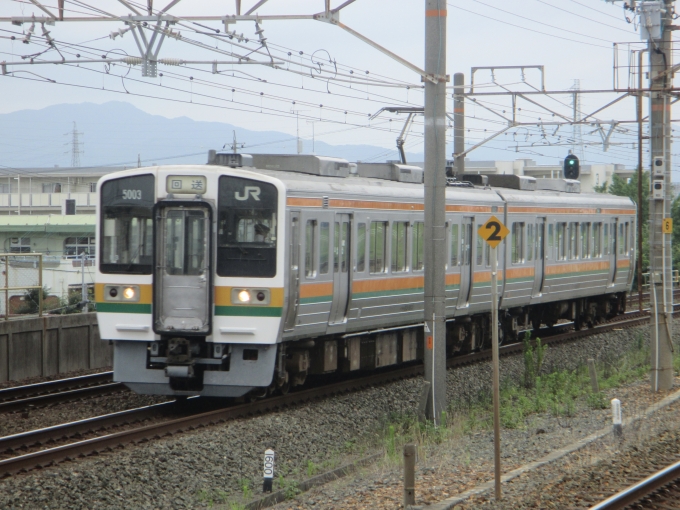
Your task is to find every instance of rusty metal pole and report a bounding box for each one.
[4,255,7,320]
[491,245,501,501]
[403,444,416,507]
[38,254,43,317]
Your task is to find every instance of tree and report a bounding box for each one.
[603,170,650,276]
[607,171,649,228]
[16,286,51,314]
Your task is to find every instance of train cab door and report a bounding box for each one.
[532,218,546,298]
[283,212,300,332]
[153,203,212,334]
[457,217,473,308]
[608,219,618,287]
[328,214,351,328]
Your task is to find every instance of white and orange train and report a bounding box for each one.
[95,153,636,398]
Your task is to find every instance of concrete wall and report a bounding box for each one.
[0,312,111,382]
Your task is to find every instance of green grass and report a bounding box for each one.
[377,334,657,464]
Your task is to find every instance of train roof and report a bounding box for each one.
[103,154,636,212]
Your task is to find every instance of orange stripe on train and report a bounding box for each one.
[300,282,334,299]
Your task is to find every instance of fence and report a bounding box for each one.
[0,254,44,319]
[0,312,111,382]
[640,270,680,290]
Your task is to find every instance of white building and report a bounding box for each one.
[0,165,118,215]
[410,158,636,193]
[0,215,95,305]
[457,159,635,193]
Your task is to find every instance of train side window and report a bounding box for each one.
[476,230,484,266]
[556,222,566,260]
[603,224,609,256]
[412,222,425,272]
[356,223,366,272]
[391,222,408,272]
[451,224,459,266]
[547,224,554,260]
[369,221,387,273]
[461,222,472,265]
[624,222,630,254]
[580,223,590,259]
[527,224,534,262]
[592,223,601,258]
[485,242,491,267]
[568,222,578,260]
[511,222,525,264]
[334,222,341,272]
[618,223,624,255]
[305,220,317,278]
[319,222,330,274]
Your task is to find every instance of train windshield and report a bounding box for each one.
[217,176,277,277]
[100,174,155,274]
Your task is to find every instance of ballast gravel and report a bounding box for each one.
[0,319,673,510]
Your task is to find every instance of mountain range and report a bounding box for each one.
[0,102,423,169]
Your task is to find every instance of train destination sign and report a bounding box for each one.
[479,216,509,248]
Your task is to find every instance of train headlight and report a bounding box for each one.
[104,284,140,302]
[231,288,271,305]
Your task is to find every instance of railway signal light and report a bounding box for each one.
[563,154,580,180]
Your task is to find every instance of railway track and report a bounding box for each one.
[0,372,124,414]
[590,459,680,509]
[0,309,657,479]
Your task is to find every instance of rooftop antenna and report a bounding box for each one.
[224,130,245,153]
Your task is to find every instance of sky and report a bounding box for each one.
[0,0,674,173]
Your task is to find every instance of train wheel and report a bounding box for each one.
[279,381,290,395]
[574,317,584,331]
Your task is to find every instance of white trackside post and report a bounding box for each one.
[263,448,275,493]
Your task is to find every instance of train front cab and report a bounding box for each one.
[96,167,286,398]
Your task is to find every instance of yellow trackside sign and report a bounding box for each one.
[479,215,510,249]
[663,217,673,234]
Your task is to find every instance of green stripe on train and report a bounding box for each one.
[96,302,152,314]
[545,270,609,280]
[353,287,424,299]
[215,306,283,317]
[300,296,333,305]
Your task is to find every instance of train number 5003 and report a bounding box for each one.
[122,189,142,200]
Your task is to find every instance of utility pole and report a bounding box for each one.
[570,79,585,162]
[648,0,674,392]
[81,252,88,313]
[453,72,465,176]
[423,0,448,424]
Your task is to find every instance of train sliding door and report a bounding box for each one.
[608,219,618,287]
[283,212,300,331]
[154,203,211,334]
[457,217,473,308]
[532,218,545,297]
[328,214,351,327]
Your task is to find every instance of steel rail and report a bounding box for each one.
[0,372,113,403]
[0,382,124,414]
[589,460,680,510]
[0,309,665,478]
[0,366,420,478]
[0,401,175,454]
